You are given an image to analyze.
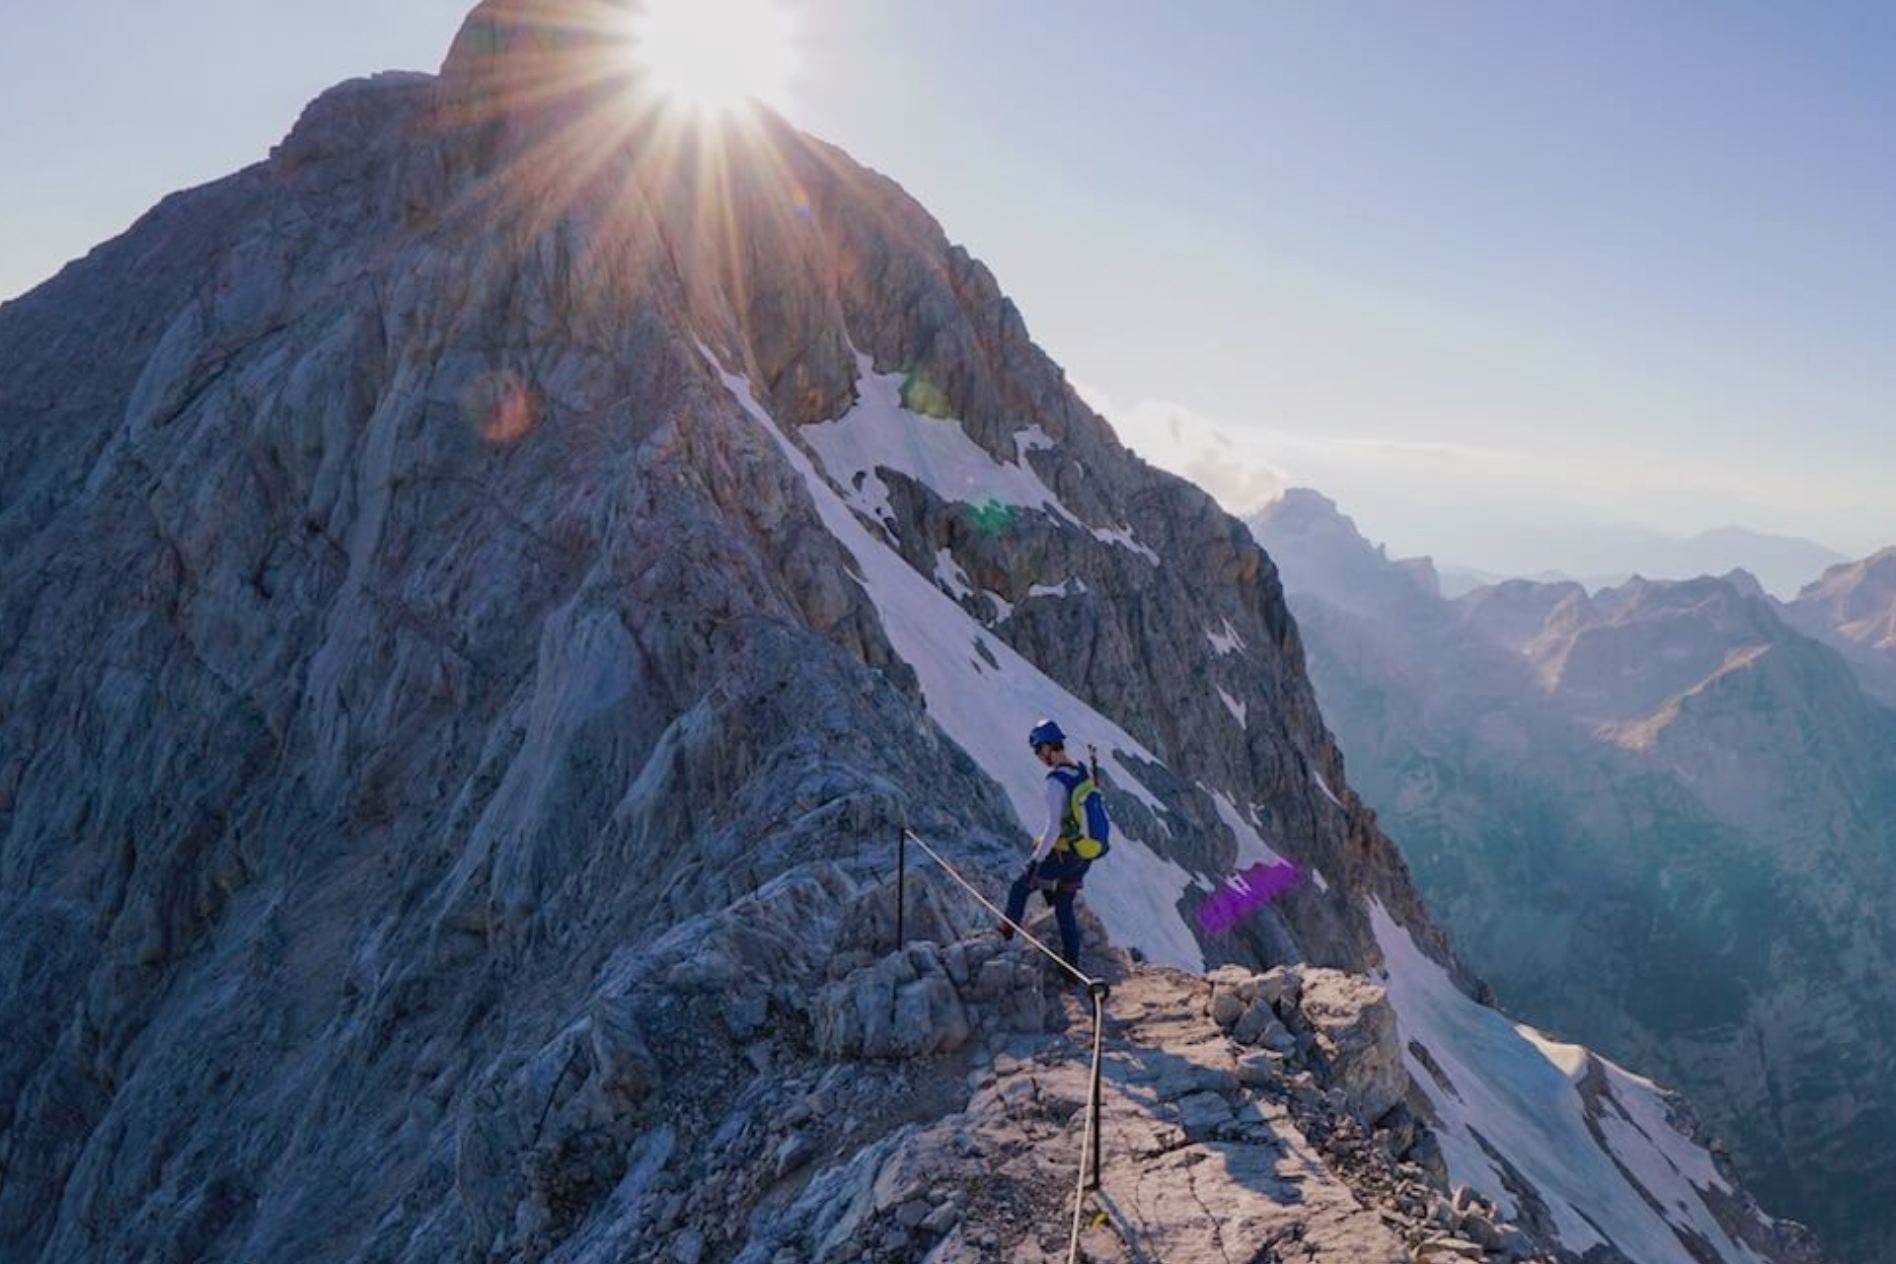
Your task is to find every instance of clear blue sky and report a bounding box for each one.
[5,1,1892,570]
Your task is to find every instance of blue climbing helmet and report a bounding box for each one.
[1028,719,1066,750]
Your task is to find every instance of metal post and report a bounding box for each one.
[1087,980,1109,1190]
[895,825,907,953]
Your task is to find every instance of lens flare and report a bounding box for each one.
[965,500,1016,537]
[630,0,798,116]
[463,370,540,444]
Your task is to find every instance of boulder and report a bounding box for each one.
[1297,969,1408,1123]
[814,947,973,1059]
[1255,965,1303,1014]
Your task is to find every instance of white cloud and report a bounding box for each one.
[1077,382,1290,517]
[1075,380,1894,571]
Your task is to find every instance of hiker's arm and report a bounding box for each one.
[1028,777,1064,864]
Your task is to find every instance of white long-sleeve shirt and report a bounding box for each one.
[1030,770,1071,862]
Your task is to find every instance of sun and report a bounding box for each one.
[629,0,799,116]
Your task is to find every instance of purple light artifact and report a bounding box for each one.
[1196,860,1302,935]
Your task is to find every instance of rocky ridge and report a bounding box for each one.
[446,864,1804,1264]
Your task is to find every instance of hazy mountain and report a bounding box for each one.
[1247,489,1442,617]
[1781,547,1896,706]
[0,5,1821,1264]
[1651,527,1848,598]
[1429,523,1847,601]
[1253,491,1896,1264]
[1438,564,1582,599]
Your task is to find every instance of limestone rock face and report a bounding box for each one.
[0,6,1818,1264]
[813,943,976,1059]
[1293,968,1407,1124]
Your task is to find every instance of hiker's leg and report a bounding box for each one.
[1041,856,1091,968]
[1001,863,1036,937]
[1051,886,1083,968]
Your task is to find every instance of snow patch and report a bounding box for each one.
[1206,618,1245,656]
[1369,901,1771,1264]
[711,352,1207,971]
[801,353,1067,522]
[985,592,1013,623]
[1014,424,1056,457]
[933,549,972,600]
[1312,768,1343,810]
[1028,578,1088,599]
[1091,524,1160,565]
[1216,686,1247,728]
[1206,788,1284,867]
[798,353,1155,562]
[834,468,895,530]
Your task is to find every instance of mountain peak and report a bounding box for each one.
[1250,488,1443,615]
[1798,544,1896,599]
[1720,567,1767,599]
[441,0,635,90]
[1784,546,1896,699]
[1257,486,1355,535]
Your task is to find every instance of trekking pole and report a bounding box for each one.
[1089,743,1104,790]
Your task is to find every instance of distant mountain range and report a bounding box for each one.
[1434,523,1849,601]
[1252,488,1896,1264]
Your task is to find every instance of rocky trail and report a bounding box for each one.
[528,859,1559,1264]
[868,941,1547,1264]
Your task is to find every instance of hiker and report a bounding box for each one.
[1000,718,1110,971]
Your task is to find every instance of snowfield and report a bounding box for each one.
[1370,901,1772,1264]
[798,351,1160,564]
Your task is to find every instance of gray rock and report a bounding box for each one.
[814,951,972,1060]
[1460,1212,1505,1251]
[1260,1017,1299,1055]
[1210,986,1247,1029]
[1497,1225,1536,1259]
[1374,1101,1418,1158]
[1406,1131,1451,1189]
[588,1001,657,1109]
[1298,969,1408,1123]
[1256,965,1303,1014]
[1235,1049,1284,1087]
[775,1133,817,1178]
[1172,1090,1235,1139]
[671,1228,706,1264]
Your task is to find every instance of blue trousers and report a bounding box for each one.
[1004,852,1092,967]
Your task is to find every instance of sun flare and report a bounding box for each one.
[630,0,799,115]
